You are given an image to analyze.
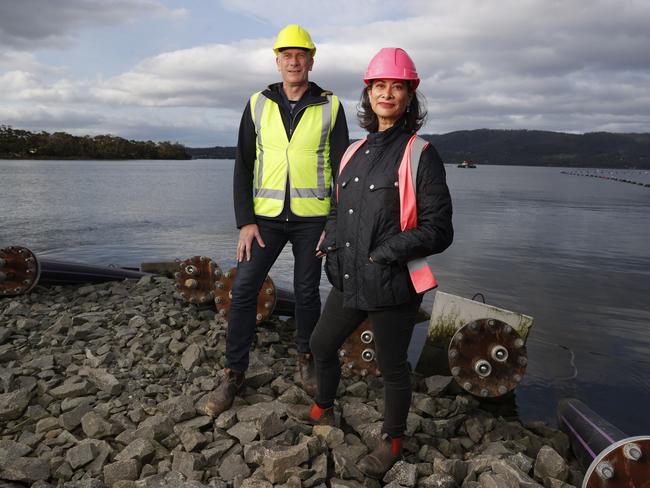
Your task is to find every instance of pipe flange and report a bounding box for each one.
[583,436,650,488]
[213,267,276,324]
[340,319,379,377]
[175,256,219,305]
[0,246,41,297]
[448,318,527,397]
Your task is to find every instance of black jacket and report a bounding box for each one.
[233,82,349,228]
[320,122,453,310]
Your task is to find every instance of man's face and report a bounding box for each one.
[276,48,313,86]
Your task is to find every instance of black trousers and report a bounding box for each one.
[310,287,422,437]
[226,219,324,372]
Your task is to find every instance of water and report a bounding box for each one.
[2,159,649,434]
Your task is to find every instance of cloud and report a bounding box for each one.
[1,0,649,145]
[0,0,186,50]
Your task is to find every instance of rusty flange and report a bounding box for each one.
[174,256,219,305]
[448,318,527,397]
[0,246,41,297]
[213,267,276,324]
[340,319,380,377]
[584,436,650,488]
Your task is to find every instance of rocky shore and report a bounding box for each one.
[0,276,584,487]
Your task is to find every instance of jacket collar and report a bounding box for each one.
[366,118,409,147]
[262,81,332,107]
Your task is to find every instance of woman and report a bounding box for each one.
[308,47,453,478]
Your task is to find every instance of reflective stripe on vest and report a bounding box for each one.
[250,92,339,217]
[337,134,438,293]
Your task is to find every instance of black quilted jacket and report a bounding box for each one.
[319,122,453,310]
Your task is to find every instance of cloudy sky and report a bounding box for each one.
[1,0,649,146]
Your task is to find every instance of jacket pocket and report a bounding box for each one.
[362,260,412,308]
[325,248,343,290]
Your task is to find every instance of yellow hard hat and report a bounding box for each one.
[273,24,316,57]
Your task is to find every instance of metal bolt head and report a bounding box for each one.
[498,385,508,395]
[266,287,273,294]
[514,338,524,349]
[624,442,642,461]
[361,349,375,362]
[491,345,508,362]
[480,389,489,397]
[596,461,614,479]
[256,313,263,321]
[449,348,458,359]
[463,382,473,391]
[360,331,373,344]
[474,359,492,377]
[225,271,232,278]
[451,367,461,376]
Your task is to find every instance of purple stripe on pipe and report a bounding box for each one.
[568,401,616,444]
[559,414,597,459]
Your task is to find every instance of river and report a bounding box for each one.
[1,159,649,435]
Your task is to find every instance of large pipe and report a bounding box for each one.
[1,246,147,297]
[557,398,649,487]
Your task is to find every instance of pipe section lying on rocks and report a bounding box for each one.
[0,246,147,297]
[557,398,650,487]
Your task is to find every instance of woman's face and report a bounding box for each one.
[368,79,411,128]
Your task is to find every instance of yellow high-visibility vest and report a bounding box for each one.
[250,91,340,217]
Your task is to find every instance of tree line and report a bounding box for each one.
[3,126,649,168]
[0,126,190,160]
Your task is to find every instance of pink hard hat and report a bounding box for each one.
[363,47,420,89]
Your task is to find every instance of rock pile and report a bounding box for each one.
[0,277,584,487]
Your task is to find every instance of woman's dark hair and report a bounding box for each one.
[357,80,427,133]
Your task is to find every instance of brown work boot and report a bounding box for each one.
[199,368,245,418]
[298,352,317,396]
[358,433,403,479]
[287,402,336,426]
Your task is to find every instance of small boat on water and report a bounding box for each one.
[457,160,477,168]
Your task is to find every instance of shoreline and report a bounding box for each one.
[0,277,583,487]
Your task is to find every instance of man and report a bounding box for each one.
[201,24,349,417]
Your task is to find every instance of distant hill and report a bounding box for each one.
[190,129,650,169]
[187,146,236,159]
[422,129,650,168]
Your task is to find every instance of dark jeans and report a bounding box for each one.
[226,219,324,373]
[310,287,422,437]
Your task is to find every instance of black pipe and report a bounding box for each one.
[38,259,147,285]
[557,398,649,486]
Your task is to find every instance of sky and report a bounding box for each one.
[1,0,649,146]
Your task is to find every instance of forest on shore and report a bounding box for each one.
[0,126,190,160]
[3,125,650,168]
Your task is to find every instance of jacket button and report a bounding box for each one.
[354,177,359,182]
[348,209,354,214]
[365,149,370,154]
[326,246,332,251]
[345,242,350,247]
[344,274,350,280]
[369,184,375,190]
[342,182,347,187]
[394,181,399,187]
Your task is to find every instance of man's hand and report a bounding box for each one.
[237,224,265,262]
[315,231,325,258]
